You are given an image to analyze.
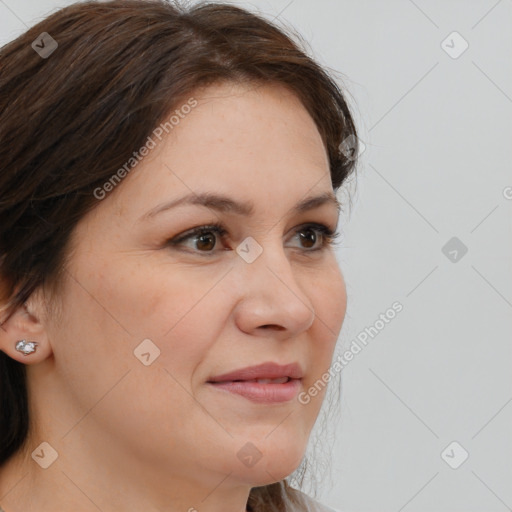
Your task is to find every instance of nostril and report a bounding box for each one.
[260,324,284,330]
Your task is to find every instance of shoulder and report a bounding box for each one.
[287,489,343,512]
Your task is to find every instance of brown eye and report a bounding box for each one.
[167,222,340,256]
[298,227,317,249]
[194,232,217,251]
[167,223,228,255]
[289,224,340,252]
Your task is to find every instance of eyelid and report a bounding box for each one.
[170,222,227,245]
[167,221,341,254]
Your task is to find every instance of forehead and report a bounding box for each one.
[110,81,331,222]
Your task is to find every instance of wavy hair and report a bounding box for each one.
[0,1,359,509]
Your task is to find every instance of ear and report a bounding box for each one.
[0,289,53,364]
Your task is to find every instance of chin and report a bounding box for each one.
[229,437,307,486]
[236,458,304,487]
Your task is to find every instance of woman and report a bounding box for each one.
[0,1,359,510]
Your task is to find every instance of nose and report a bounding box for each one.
[231,240,316,338]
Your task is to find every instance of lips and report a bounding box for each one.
[207,362,303,404]
[207,361,303,384]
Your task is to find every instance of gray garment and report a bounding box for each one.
[0,492,343,512]
[286,489,342,512]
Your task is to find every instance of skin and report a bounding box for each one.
[0,81,347,512]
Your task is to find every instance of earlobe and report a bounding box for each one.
[0,338,44,365]
[0,300,53,364]
[15,339,39,356]
[1,336,53,365]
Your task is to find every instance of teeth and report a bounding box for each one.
[255,377,289,384]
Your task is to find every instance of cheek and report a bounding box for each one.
[79,252,225,342]
[302,261,346,400]
[51,252,227,409]
[52,260,231,462]
[117,264,231,379]
[310,259,347,343]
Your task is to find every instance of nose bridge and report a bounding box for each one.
[237,234,298,293]
[232,235,315,332]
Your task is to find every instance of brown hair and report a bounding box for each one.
[0,0,358,509]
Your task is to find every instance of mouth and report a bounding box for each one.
[206,362,303,404]
[221,376,292,384]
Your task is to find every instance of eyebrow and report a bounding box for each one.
[140,191,341,222]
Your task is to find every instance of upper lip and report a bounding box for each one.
[207,362,303,383]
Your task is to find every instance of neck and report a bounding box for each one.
[0,445,252,512]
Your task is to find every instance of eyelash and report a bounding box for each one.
[167,221,342,255]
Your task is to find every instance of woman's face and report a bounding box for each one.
[37,82,347,496]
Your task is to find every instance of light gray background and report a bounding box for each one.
[1,1,511,511]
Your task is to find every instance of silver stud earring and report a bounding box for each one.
[15,340,39,356]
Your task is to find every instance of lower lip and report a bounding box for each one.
[207,379,301,404]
